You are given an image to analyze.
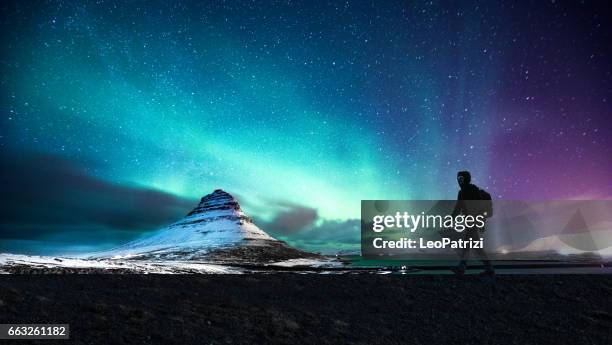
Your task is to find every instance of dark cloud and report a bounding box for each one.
[264,206,318,235]
[0,149,197,242]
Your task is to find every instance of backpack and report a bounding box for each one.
[478,188,493,218]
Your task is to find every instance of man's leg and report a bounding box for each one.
[452,249,468,275]
[458,247,470,270]
[475,247,494,273]
[475,227,494,274]
[452,231,472,275]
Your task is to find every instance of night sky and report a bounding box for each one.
[1,1,610,255]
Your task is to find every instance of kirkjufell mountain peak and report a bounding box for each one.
[92,189,320,263]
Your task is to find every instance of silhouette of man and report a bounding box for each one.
[451,171,495,276]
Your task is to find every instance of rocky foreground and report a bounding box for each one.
[0,275,611,344]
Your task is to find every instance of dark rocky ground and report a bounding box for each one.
[0,275,611,345]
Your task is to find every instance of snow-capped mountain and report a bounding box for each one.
[91,189,320,263]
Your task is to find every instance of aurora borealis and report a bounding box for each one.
[1,1,611,254]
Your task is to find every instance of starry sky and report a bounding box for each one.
[1,1,610,255]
